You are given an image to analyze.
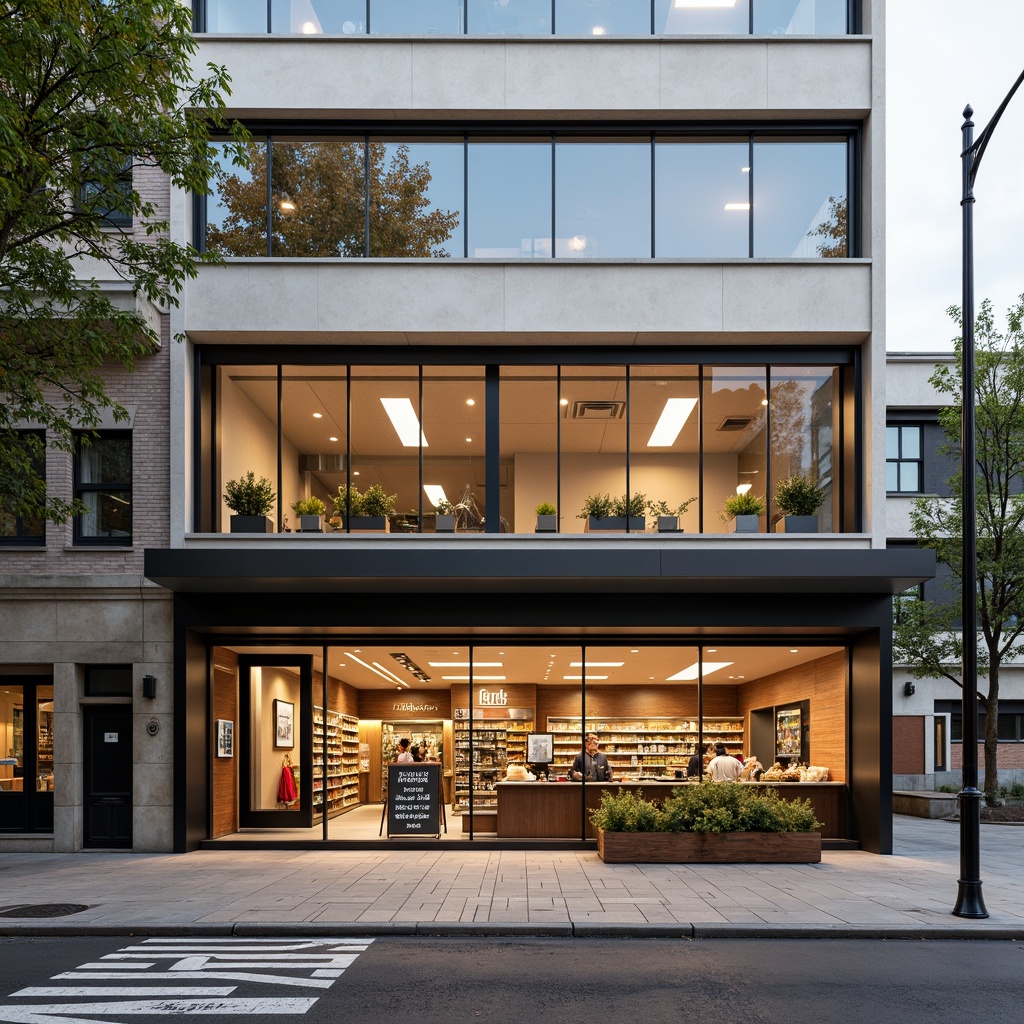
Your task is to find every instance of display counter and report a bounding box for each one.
[495,781,847,839]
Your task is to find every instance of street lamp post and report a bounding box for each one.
[954,68,1024,919]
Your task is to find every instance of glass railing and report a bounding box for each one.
[197,0,855,37]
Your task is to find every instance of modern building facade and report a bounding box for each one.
[1,0,932,854]
[887,351,1024,793]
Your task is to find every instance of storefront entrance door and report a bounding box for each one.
[83,706,133,848]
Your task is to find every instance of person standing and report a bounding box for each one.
[687,742,709,779]
[395,737,414,763]
[570,732,612,781]
[708,742,743,782]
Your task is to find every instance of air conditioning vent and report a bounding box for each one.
[717,416,753,431]
[570,400,625,420]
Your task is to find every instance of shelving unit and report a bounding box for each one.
[313,707,360,821]
[547,717,744,778]
[454,717,535,811]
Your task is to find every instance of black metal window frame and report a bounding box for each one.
[79,156,133,229]
[886,422,924,494]
[193,0,861,36]
[0,429,46,547]
[73,430,133,547]
[942,701,1024,743]
[194,345,859,536]
[196,122,860,260]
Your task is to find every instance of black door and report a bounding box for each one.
[84,706,133,848]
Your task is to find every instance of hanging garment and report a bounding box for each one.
[277,763,297,805]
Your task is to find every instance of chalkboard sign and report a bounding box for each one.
[386,763,442,837]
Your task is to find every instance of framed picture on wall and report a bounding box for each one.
[215,719,234,758]
[274,699,294,749]
[776,708,802,758]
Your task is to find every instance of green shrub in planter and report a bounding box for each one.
[775,475,825,517]
[719,492,766,522]
[333,484,365,517]
[577,493,615,520]
[591,781,821,834]
[535,501,557,516]
[290,496,326,517]
[224,472,276,516]
[360,483,397,517]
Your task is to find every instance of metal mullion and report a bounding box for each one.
[650,133,656,256]
[321,643,329,841]
[579,645,586,840]
[364,135,370,257]
[345,365,352,532]
[463,134,469,258]
[276,365,283,532]
[267,0,271,34]
[650,0,655,36]
[485,366,500,533]
[556,366,562,532]
[697,364,705,534]
[749,0,754,35]
[747,135,754,257]
[625,366,632,532]
[467,647,474,838]
[550,134,556,259]
[266,138,273,257]
[765,365,772,527]
[418,368,424,531]
[551,0,556,35]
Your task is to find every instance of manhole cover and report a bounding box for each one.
[0,903,89,918]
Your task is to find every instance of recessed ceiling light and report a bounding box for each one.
[465,437,472,443]
[442,675,506,681]
[707,649,718,653]
[667,661,734,681]
[559,398,568,406]
[647,397,698,447]
[329,436,338,442]
[563,675,607,680]
[761,398,769,406]
[428,662,502,668]
[353,470,360,476]
[381,397,428,447]
[790,649,799,653]
[313,412,322,419]
[630,649,639,654]
[466,398,475,406]
[570,662,624,668]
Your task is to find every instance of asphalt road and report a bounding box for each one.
[0,936,1020,1024]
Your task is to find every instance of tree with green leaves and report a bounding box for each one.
[206,140,459,258]
[893,296,1024,804]
[0,0,248,524]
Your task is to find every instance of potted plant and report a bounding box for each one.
[579,492,646,532]
[223,471,275,533]
[591,782,822,864]
[290,496,326,533]
[774,475,825,533]
[720,492,766,533]
[648,496,697,533]
[433,498,456,533]
[535,501,558,533]
[332,483,395,532]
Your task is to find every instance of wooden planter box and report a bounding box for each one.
[596,828,821,864]
[229,515,273,534]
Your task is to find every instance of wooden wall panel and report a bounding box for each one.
[536,684,737,728]
[211,647,238,839]
[892,716,925,774]
[736,651,847,783]
[358,689,452,720]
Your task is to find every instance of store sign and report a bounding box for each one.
[478,687,508,706]
[386,763,442,837]
[104,733,118,743]
[392,701,440,713]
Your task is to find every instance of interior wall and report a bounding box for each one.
[735,651,847,782]
[514,452,740,533]
[211,647,238,838]
[536,684,738,726]
[256,667,301,811]
[217,370,302,531]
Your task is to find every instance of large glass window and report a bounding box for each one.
[201,0,855,35]
[467,139,551,258]
[205,130,852,260]
[271,139,366,257]
[753,138,848,258]
[0,430,45,546]
[201,356,853,535]
[369,140,463,257]
[555,140,651,258]
[702,367,767,534]
[655,138,749,257]
[74,432,132,545]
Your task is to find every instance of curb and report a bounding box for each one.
[2,922,1022,940]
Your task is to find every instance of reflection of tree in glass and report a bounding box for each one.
[811,195,847,258]
[207,141,459,257]
[770,379,811,474]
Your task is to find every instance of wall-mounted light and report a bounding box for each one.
[143,675,157,699]
[903,681,916,697]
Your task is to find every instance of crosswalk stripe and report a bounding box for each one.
[13,989,236,998]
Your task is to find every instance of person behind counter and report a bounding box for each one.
[395,737,414,763]
[570,732,613,782]
[708,742,743,782]
[687,742,709,779]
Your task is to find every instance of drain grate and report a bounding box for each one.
[0,903,89,918]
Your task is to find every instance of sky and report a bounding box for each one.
[886,0,1024,351]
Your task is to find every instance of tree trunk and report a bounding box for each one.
[984,667,1000,805]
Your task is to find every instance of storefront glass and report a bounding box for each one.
[208,641,847,843]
